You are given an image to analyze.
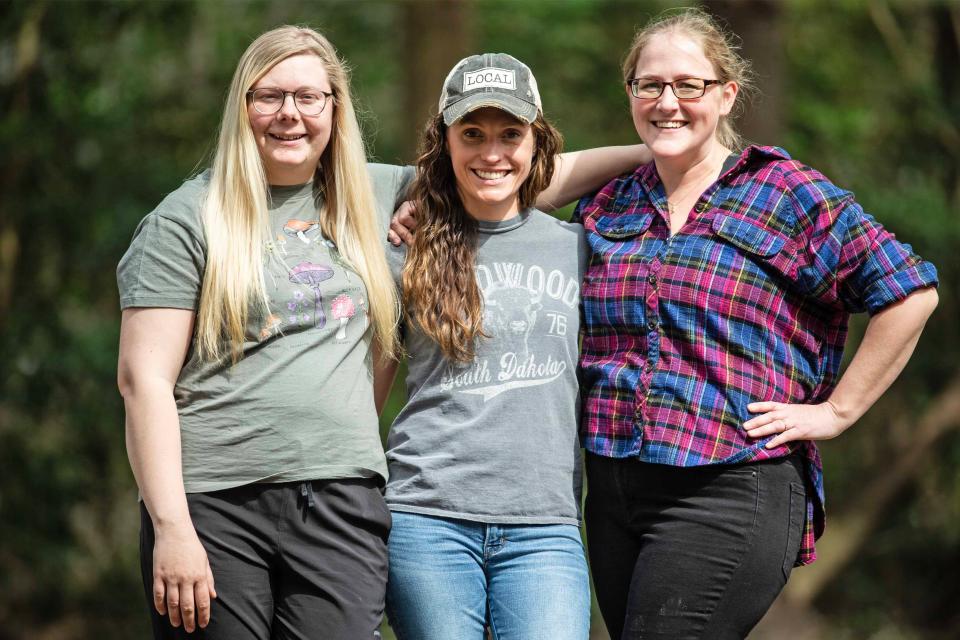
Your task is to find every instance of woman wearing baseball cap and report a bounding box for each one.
[378,53,592,639]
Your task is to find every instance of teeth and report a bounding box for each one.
[655,121,686,129]
[271,133,305,140]
[475,169,508,180]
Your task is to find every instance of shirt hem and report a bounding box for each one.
[182,465,386,494]
[385,503,581,526]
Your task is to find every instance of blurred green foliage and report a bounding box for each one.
[1,1,957,639]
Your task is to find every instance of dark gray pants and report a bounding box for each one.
[140,478,391,640]
[585,453,807,640]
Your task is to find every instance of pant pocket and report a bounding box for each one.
[781,482,806,580]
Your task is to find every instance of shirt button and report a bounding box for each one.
[647,320,658,330]
[695,202,708,213]
[644,363,653,373]
[647,274,657,285]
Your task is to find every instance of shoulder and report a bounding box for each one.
[573,163,652,223]
[367,162,415,194]
[143,171,209,236]
[734,147,853,216]
[527,210,585,239]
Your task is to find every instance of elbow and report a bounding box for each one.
[916,286,939,317]
[117,363,133,400]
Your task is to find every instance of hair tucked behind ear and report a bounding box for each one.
[622,7,755,151]
[401,112,562,363]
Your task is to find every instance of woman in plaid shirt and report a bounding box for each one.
[576,9,939,639]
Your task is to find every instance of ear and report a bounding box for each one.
[719,81,739,117]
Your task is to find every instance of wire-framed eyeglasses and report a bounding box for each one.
[627,77,723,100]
[246,87,334,116]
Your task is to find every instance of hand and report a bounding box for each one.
[743,400,851,449]
[152,521,217,632]
[387,200,418,246]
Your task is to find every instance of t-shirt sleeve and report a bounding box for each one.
[367,163,417,231]
[787,165,938,314]
[117,210,206,311]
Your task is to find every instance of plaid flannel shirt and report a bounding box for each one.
[573,145,938,565]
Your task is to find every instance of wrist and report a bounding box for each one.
[824,397,858,430]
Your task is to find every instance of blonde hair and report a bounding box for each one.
[196,25,398,362]
[622,8,755,151]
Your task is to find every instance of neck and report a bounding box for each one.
[655,142,731,196]
[462,195,522,223]
[266,165,316,187]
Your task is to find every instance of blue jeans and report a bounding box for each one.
[385,511,591,640]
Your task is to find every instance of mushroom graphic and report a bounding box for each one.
[331,294,357,340]
[283,219,320,244]
[289,262,335,328]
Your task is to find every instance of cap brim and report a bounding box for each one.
[442,93,539,126]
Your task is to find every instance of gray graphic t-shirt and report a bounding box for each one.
[385,210,587,525]
[117,163,413,492]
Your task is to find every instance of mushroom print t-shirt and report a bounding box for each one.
[117,164,414,492]
[384,210,587,525]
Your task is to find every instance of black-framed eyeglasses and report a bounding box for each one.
[246,87,334,116]
[627,77,723,100]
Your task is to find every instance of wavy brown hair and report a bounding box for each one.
[401,111,563,363]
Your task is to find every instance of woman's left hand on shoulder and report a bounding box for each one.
[743,401,851,449]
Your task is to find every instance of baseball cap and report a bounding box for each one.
[438,53,542,126]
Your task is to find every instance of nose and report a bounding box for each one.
[277,93,300,120]
[479,140,505,162]
[656,84,680,110]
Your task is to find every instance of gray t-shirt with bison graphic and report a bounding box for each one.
[117,163,413,492]
[385,210,587,525]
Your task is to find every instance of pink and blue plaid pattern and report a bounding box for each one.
[573,146,938,565]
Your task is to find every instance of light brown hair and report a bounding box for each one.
[401,112,563,363]
[622,8,755,150]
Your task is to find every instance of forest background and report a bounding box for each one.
[1,0,957,638]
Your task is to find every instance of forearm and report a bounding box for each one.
[123,382,191,528]
[828,287,939,425]
[536,144,651,211]
[373,343,399,415]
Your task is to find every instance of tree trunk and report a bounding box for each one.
[401,0,475,158]
[705,0,785,145]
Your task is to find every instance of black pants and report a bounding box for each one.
[585,453,806,640]
[140,478,391,640]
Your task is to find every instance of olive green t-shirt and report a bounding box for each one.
[117,164,414,492]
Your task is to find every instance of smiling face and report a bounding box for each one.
[248,54,334,186]
[628,31,738,167]
[446,107,536,221]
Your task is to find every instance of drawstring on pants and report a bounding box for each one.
[299,481,315,508]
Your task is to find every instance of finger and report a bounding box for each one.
[179,583,196,633]
[206,561,217,599]
[765,428,796,449]
[195,581,211,629]
[390,218,414,245]
[387,228,401,246]
[743,411,780,431]
[396,200,417,226]
[153,576,167,615]
[166,583,182,628]
[747,401,780,413]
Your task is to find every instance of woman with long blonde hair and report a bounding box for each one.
[117,26,409,639]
